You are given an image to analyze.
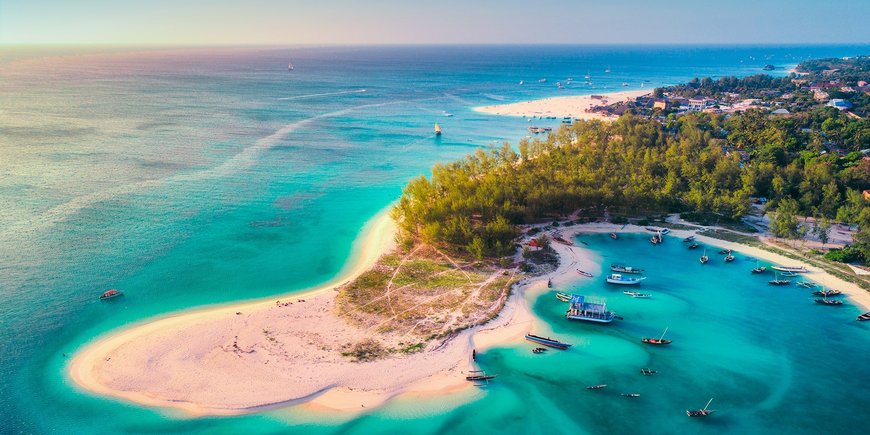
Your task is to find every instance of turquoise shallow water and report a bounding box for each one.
[1,45,869,433]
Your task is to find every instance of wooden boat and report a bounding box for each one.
[700,249,709,264]
[718,249,731,255]
[640,368,657,376]
[576,269,593,277]
[466,372,497,382]
[610,232,618,240]
[751,261,767,274]
[796,281,817,288]
[683,235,695,242]
[621,393,641,397]
[524,334,572,350]
[812,289,840,297]
[610,263,643,274]
[771,265,808,273]
[99,289,123,300]
[434,123,442,136]
[856,312,870,321]
[555,292,571,302]
[586,384,607,390]
[642,327,672,345]
[687,398,715,417]
[606,273,646,285]
[688,242,700,250]
[815,297,843,305]
[768,272,790,286]
[532,347,548,354]
[623,291,651,298]
[724,254,735,262]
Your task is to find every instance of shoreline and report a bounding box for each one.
[474,89,650,120]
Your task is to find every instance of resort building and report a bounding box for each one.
[827,99,853,110]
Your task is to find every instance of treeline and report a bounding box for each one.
[393,112,870,262]
[659,74,796,99]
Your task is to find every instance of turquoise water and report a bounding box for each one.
[2,45,869,433]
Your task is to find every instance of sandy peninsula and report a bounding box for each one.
[475,89,650,120]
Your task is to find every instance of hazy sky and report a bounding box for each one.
[2,0,870,46]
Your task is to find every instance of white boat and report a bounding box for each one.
[624,291,651,298]
[287,62,294,71]
[771,265,808,273]
[606,273,646,285]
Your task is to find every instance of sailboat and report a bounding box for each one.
[642,327,672,345]
[287,62,294,71]
[434,123,442,136]
[751,261,766,274]
[700,249,709,264]
[687,398,715,417]
[605,65,611,73]
[768,272,790,286]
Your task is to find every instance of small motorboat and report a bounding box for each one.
[621,393,641,397]
[642,327,672,345]
[576,269,593,278]
[99,289,123,300]
[555,292,571,302]
[640,368,657,376]
[812,289,841,297]
[687,398,715,417]
[624,291,651,298]
[718,249,731,255]
[610,233,618,240]
[857,312,870,321]
[815,298,843,305]
[683,235,695,242]
[532,347,548,354]
[524,334,572,350]
[586,384,607,390]
[688,242,700,250]
[724,254,735,262]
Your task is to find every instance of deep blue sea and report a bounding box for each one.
[1,45,869,434]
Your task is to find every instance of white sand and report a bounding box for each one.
[475,90,650,120]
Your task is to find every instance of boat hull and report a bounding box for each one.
[524,334,572,349]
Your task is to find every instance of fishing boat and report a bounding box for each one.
[718,249,731,255]
[99,289,123,300]
[623,291,651,298]
[555,292,571,302]
[576,269,593,278]
[796,281,817,288]
[751,261,767,274]
[434,123,442,136]
[640,368,657,376]
[287,62,294,71]
[724,253,735,262]
[538,78,547,83]
[610,263,644,274]
[781,271,799,277]
[586,384,607,390]
[687,398,715,417]
[610,232,618,240]
[566,294,617,323]
[642,327,672,345]
[606,273,646,285]
[815,297,843,305]
[683,235,695,242]
[650,235,660,245]
[465,373,497,381]
[621,393,641,397]
[524,334,572,350]
[688,242,700,250]
[700,249,709,264]
[857,312,870,321]
[532,347,548,354]
[771,265,808,273]
[812,289,841,297]
[768,272,790,286]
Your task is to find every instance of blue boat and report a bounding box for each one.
[524,334,572,350]
[565,295,616,323]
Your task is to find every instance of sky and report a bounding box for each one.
[2,0,870,46]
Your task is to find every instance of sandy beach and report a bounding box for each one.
[475,89,650,120]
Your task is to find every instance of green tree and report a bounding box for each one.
[814,217,832,245]
[770,198,802,239]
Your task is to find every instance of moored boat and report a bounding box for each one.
[718,249,731,255]
[586,384,607,390]
[566,294,617,323]
[687,398,715,417]
[621,393,640,397]
[768,272,790,286]
[524,333,572,350]
[610,263,643,274]
[640,368,657,376]
[688,242,700,250]
[642,327,672,345]
[751,261,767,274]
[857,312,870,321]
[555,292,571,302]
[99,289,123,300]
[812,289,840,297]
[724,254,735,262]
[434,123,442,136]
[532,347,548,354]
[465,374,497,381]
[576,269,593,277]
[606,273,646,285]
[683,235,695,242]
[796,281,816,288]
[623,291,651,298]
[815,297,843,305]
[610,232,618,240]
[771,265,808,273]
[700,249,709,264]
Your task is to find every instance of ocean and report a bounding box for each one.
[1,45,868,434]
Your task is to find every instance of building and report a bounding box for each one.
[687,97,715,111]
[827,99,853,110]
[864,190,870,201]
[652,99,670,110]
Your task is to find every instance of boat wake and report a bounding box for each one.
[277,89,367,101]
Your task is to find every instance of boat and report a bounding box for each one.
[718,249,731,255]
[610,263,644,274]
[519,80,524,85]
[642,327,672,345]
[621,82,629,87]
[538,78,547,83]
[605,66,611,73]
[724,254,735,262]
[524,333,572,350]
[548,278,553,288]
[576,269,593,278]
[434,123,442,136]
[688,242,700,250]
[566,294,617,323]
[623,291,651,298]
[687,398,715,417]
[763,64,775,71]
[768,272,791,286]
[99,289,123,300]
[650,235,661,245]
[751,261,767,274]
[640,368,657,376]
[857,312,870,321]
[812,289,841,297]
[610,232,618,240]
[532,347,548,354]
[771,265,808,273]
[621,393,641,397]
[700,249,709,264]
[586,384,607,390]
[287,62,294,71]
[796,281,817,288]
[466,370,497,382]
[555,292,571,302]
[815,297,843,305]
[781,271,799,277]
[606,274,646,285]
[683,235,695,242]
[660,228,670,234]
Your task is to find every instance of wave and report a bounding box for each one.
[277,89,367,101]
